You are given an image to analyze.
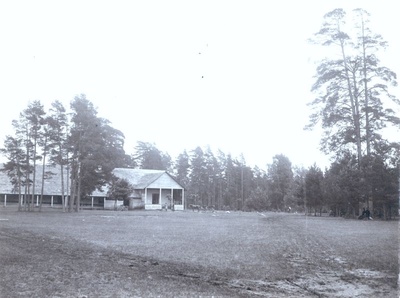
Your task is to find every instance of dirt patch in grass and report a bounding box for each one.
[0,207,398,297]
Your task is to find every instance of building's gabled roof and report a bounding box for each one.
[93,168,184,197]
[0,164,68,196]
[112,168,165,189]
[0,169,14,194]
[0,165,183,196]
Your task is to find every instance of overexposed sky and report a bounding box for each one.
[0,1,399,169]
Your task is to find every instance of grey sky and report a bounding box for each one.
[0,0,398,169]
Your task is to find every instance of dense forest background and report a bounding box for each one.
[1,8,399,219]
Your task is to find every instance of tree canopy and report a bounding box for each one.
[307,8,399,166]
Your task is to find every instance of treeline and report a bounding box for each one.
[132,142,399,219]
[0,94,398,219]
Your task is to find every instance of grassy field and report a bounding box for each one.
[0,207,398,297]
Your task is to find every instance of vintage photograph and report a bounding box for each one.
[0,0,399,297]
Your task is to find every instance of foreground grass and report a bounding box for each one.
[0,207,398,297]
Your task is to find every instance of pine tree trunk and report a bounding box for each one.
[360,17,374,211]
[24,182,27,211]
[65,165,70,211]
[18,164,22,212]
[383,203,387,220]
[39,151,46,212]
[25,137,30,211]
[25,168,30,211]
[360,15,371,156]
[61,163,65,212]
[351,71,363,167]
[76,162,81,212]
[69,171,76,212]
[31,138,37,211]
[338,23,362,167]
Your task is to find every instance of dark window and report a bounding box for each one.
[173,189,183,205]
[152,193,159,204]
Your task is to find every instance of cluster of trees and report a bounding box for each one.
[117,144,296,212]
[0,94,292,214]
[1,95,129,212]
[304,8,399,219]
[129,143,399,219]
[128,8,399,219]
[0,93,398,218]
[306,9,399,160]
[1,8,398,219]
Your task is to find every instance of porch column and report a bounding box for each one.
[51,196,53,207]
[144,188,147,206]
[159,188,162,205]
[91,197,94,209]
[36,195,39,206]
[4,194,6,207]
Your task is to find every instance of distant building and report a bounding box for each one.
[0,165,185,210]
[106,168,185,210]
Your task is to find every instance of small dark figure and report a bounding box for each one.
[365,208,371,220]
[358,208,366,220]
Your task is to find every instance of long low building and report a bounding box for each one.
[0,165,185,211]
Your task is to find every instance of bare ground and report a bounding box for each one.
[0,207,398,297]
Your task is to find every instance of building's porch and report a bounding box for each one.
[143,188,184,210]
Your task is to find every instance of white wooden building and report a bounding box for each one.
[108,168,185,211]
[0,165,185,211]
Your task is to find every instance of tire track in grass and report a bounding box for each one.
[205,213,398,297]
[259,214,399,298]
[1,210,397,297]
